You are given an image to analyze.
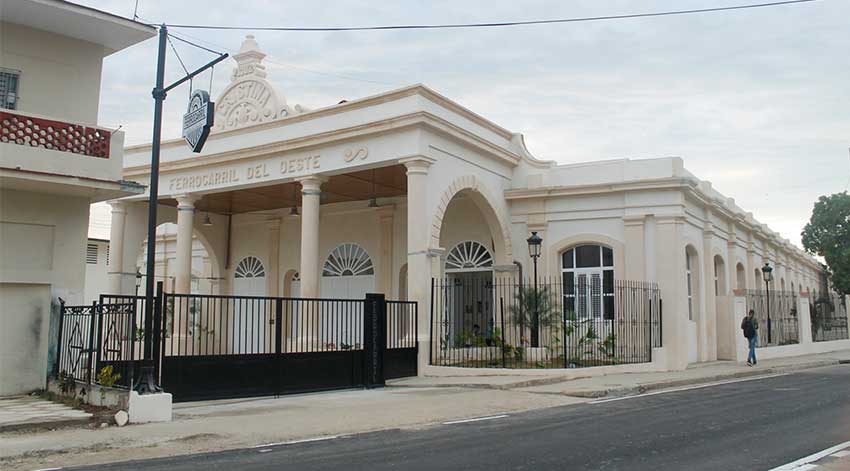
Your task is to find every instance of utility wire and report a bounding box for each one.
[163,0,817,32]
[169,32,226,57]
[166,35,190,75]
[164,27,398,86]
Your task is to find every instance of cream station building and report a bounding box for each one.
[107,36,834,372]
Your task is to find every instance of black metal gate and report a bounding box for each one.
[159,291,416,401]
[56,290,418,401]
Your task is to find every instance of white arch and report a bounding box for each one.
[431,175,512,264]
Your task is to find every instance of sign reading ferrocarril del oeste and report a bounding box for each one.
[183,89,214,153]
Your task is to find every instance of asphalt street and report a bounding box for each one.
[70,365,850,471]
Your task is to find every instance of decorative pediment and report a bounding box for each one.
[213,35,305,132]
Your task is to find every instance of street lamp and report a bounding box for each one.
[761,262,773,344]
[526,231,542,347]
[135,268,143,297]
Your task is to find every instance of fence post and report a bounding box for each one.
[54,299,67,377]
[429,278,435,366]
[86,300,98,384]
[363,293,386,388]
[152,281,164,381]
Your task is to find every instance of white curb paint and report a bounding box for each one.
[251,435,340,448]
[768,439,850,470]
[442,414,509,425]
[589,373,789,404]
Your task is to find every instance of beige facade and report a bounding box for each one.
[0,1,154,395]
[107,36,840,375]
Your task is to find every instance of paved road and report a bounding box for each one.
[72,365,850,471]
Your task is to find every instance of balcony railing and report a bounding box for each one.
[0,110,111,158]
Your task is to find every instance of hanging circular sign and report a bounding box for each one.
[182,89,214,153]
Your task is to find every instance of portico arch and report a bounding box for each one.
[430,175,513,266]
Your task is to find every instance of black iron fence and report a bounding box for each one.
[430,277,662,369]
[745,290,799,347]
[56,290,418,401]
[811,293,849,342]
[56,300,137,389]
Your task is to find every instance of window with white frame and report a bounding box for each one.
[0,68,20,110]
[686,250,694,321]
[561,244,614,320]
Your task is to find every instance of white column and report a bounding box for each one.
[655,215,688,370]
[107,201,127,294]
[175,194,198,294]
[702,225,717,361]
[267,218,281,297]
[298,176,325,298]
[401,157,434,369]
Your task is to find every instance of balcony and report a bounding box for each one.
[0,109,142,201]
[1,110,112,158]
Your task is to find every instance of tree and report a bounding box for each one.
[801,192,850,295]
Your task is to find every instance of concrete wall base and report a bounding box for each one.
[422,347,671,378]
[128,391,172,423]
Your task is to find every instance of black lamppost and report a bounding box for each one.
[761,262,774,344]
[527,232,542,347]
[135,268,143,297]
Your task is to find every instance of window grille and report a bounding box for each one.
[0,68,20,110]
[86,244,98,264]
[106,245,110,266]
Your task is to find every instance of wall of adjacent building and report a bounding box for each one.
[0,188,90,394]
[0,21,104,124]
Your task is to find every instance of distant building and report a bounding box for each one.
[0,0,154,395]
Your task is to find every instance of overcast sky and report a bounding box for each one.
[79,0,849,248]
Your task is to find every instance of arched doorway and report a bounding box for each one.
[232,256,267,353]
[321,243,375,299]
[136,222,216,294]
[444,240,495,347]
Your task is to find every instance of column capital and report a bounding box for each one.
[297,175,328,194]
[400,156,435,175]
[108,200,127,214]
[623,214,646,227]
[175,193,200,210]
[266,218,282,230]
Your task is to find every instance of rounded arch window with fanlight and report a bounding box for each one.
[445,241,493,272]
[561,244,614,320]
[235,256,265,278]
[323,243,374,277]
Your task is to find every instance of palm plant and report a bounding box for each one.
[509,287,560,346]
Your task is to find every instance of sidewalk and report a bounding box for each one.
[392,350,850,397]
[0,395,92,432]
[1,350,847,471]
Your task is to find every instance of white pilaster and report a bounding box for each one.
[701,224,717,361]
[378,208,394,295]
[267,218,281,297]
[401,156,434,369]
[107,201,127,294]
[655,215,688,370]
[297,176,325,298]
[175,194,198,294]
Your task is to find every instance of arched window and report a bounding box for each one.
[235,256,265,278]
[445,241,493,272]
[323,243,374,277]
[686,247,699,321]
[561,244,614,320]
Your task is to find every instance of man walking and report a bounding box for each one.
[741,309,759,366]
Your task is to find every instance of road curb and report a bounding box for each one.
[535,358,845,398]
[390,358,847,397]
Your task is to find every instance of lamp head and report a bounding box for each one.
[526,231,543,259]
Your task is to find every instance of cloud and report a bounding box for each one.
[77,0,850,249]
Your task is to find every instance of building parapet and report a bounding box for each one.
[1,110,112,158]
